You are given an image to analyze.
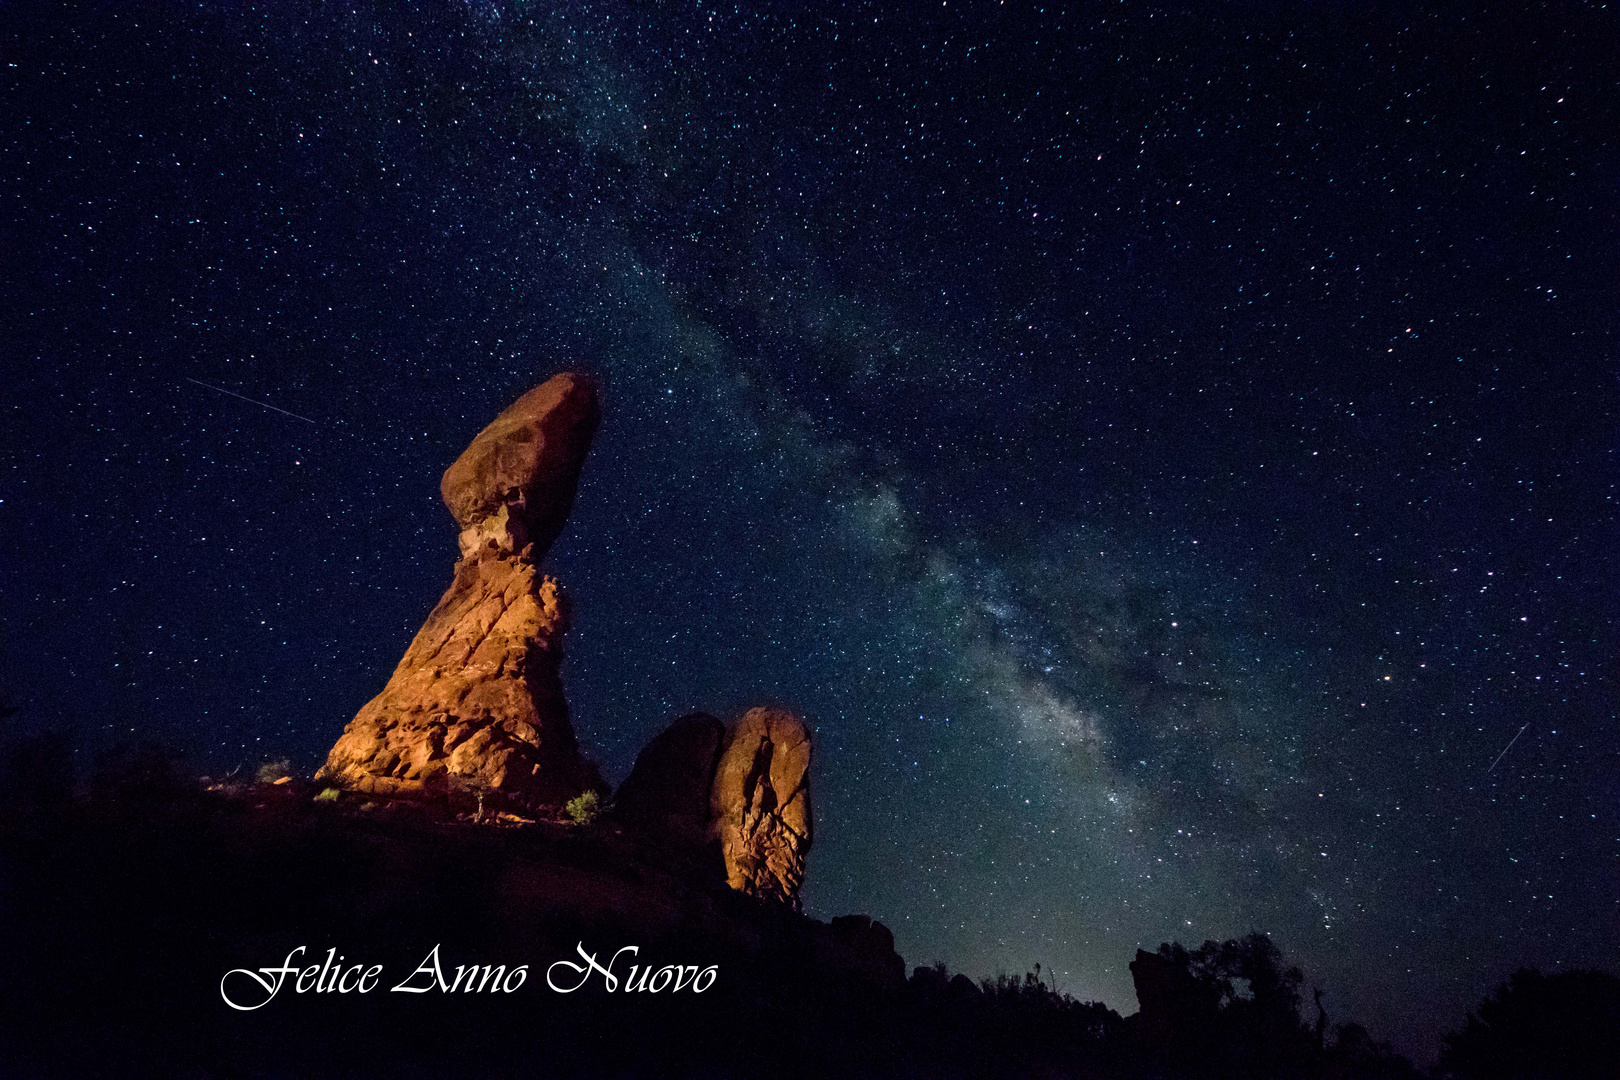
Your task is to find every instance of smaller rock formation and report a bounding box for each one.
[711,706,813,907]
[615,706,814,908]
[317,373,604,811]
[613,712,726,849]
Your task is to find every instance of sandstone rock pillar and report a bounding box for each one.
[317,373,605,810]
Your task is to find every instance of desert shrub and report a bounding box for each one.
[256,758,292,784]
[565,790,600,825]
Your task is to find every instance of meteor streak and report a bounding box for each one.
[186,377,317,424]
[1485,723,1530,774]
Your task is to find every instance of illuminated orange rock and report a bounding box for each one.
[317,373,604,810]
[615,706,814,907]
[439,371,600,560]
[709,706,813,908]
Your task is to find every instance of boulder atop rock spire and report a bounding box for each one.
[440,371,600,562]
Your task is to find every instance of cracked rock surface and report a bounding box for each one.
[710,706,813,908]
[317,373,604,810]
[614,707,814,908]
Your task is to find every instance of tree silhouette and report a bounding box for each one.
[1439,967,1620,1080]
[1131,933,1324,1078]
[448,770,495,822]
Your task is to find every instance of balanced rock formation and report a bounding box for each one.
[616,706,813,907]
[317,373,605,810]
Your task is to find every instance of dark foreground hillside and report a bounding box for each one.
[1,744,1605,1080]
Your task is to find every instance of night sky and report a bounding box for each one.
[3,0,1615,1061]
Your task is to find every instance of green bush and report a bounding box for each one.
[565,790,600,825]
[256,758,292,784]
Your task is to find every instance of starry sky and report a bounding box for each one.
[3,0,1615,1061]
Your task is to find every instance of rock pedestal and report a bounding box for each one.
[317,373,604,811]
